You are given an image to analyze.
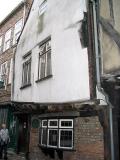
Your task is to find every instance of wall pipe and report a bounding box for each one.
[91,0,115,160]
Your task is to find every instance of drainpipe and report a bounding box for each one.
[91,1,115,160]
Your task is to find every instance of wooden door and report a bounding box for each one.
[17,115,29,153]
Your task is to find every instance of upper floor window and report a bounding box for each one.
[38,37,52,80]
[13,19,23,45]
[39,0,47,16]
[4,28,12,51]
[8,58,13,84]
[39,119,74,149]
[0,36,3,53]
[0,61,8,86]
[21,53,31,88]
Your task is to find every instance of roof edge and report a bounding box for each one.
[0,1,25,26]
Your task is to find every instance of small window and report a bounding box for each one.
[38,38,52,80]
[60,119,73,128]
[48,119,58,128]
[0,36,3,53]
[42,120,47,127]
[8,58,13,84]
[40,119,74,149]
[39,0,47,16]
[22,53,31,87]
[4,28,12,51]
[0,61,8,87]
[13,19,23,45]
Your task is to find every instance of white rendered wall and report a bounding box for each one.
[13,0,90,103]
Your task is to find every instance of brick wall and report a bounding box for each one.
[0,2,32,103]
[29,115,104,160]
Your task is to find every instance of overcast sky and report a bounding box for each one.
[0,0,23,22]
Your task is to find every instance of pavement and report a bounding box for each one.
[8,154,26,160]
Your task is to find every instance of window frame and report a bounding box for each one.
[13,18,23,45]
[39,0,47,16]
[39,118,74,150]
[0,36,3,53]
[38,37,52,81]
[21,52,32,89]
[42,120,47,128]
[4,28,12,51]
[47,128,58,148]
[59,129,73,149]
[0,61,8,86]
[59,119,73,128]
[48,119,58,128]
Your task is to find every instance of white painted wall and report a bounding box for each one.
[13,0,90,103]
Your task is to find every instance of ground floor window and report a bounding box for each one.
[39,119,73,149]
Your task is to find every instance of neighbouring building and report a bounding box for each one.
[0,0,32,152]
[97,0,120,160]
[12,0,107,159]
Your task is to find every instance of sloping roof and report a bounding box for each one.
[0,1,24,26]
[16,0,34,43]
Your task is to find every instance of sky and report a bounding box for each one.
[0,0,23,22]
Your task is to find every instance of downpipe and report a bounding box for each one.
[92,1,115,160]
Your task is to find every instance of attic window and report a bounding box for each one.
[39,0,47,16]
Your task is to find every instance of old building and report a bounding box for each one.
[97,0,120,160]
[12,0,106,159]
[0,0,32,152]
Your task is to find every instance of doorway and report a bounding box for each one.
[17,114,29,154]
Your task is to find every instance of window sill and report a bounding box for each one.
[36,75,52,83]
[20,83,31,90]
[38,144,75,151]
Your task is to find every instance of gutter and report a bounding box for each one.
[91,1,115,160]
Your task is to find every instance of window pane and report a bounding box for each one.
[60,130,73,148]
[41,128,47,145]
[0,36,2,52]
[48,129,58,147]
[46,51,51,76]
[40,44,46,55]
[46,40,51,51]
[49,120,58,127]
[22,57,31,86]
[39,0,47,16]
[40,54,46,79]
[5,29,12,41]
[60,120,73,128]
[15,19,23,34]
[4,29,12,51]
[42,120,47,127]
[5,40,10,50]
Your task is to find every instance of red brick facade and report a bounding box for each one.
[0,0,32,103]
[29,115,104,160]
